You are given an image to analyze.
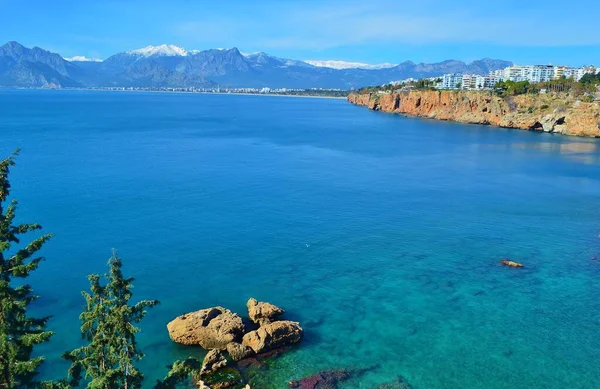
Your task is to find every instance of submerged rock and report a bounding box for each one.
[246,297,285,326]
[202,366,245,389]
[167,307,245,349]
[242,320,303,354]
[226,342,255,361]
[201,349,228,376]
[236,346,293,370]
[500,259,523,268]
[288,366,378,389]
[372,376,413,389]
[288,370,350,389]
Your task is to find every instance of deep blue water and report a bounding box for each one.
[2,90,600,388]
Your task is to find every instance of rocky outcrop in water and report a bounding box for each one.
[168,298,303,388]
[167,306,245,349]
[247,298,285,326]
[348,91,600,137]
[242,320,303,354]
[500,259,523,268]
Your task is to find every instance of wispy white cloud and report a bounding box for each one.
[171,0,600,50]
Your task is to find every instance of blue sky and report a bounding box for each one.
[1,0,599,66]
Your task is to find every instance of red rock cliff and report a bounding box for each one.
[348,90,600,137]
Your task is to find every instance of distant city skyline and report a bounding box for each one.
[1,0,599,66]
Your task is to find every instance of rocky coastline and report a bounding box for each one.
[347,90,600,137]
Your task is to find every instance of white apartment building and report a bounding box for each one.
[553,66,598,81]
[491,69,504,79]
[554,66,574,79]
[500,65,555,83]
[437,64,598,91]
[441,73,463,89]
[502,66,526,82]
[530,65,555,83]
[497,65,598,83]
[484,75,501,89]
[461,74,486,90]
[439,73,498,90]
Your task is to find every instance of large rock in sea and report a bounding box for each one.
[242,320,303,354]
[247,297,285,326]
[167,307,245,349]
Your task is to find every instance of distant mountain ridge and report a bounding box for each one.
[304,60,397,70]
[0,41,513,89]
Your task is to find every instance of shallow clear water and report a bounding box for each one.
[2,90,600,388]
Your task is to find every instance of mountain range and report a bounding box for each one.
[0,41,512,89]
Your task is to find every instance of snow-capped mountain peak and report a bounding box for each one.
[64,55,102,62]
[304,60,397,70]
[127,44,188,57]
[240,51,260,58]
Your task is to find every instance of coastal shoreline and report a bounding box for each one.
[1,87,347,100]
[348,90,600,138]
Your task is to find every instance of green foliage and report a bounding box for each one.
[357,78,439,94]
[582,94,595,103]
[153,358,202,389]
[357,85,393,94]
[537,77,577,94]
[64,251,159,389]
[495,80,532,96]
[0,151,203,389]
[0,150,54,389]
[414,79,437,90]
[202,367,245,389]
[579,73,600,85]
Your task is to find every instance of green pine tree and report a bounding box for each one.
[153,358,202,389]
[65,251,159,389]
[0,150,54,388]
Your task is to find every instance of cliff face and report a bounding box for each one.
[348,91,600,137]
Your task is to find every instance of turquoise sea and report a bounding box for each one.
[2,90,600,388]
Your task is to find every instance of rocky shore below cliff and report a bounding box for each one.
[348,90,600,137]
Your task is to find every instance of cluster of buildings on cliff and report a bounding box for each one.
[391,64,599,91]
